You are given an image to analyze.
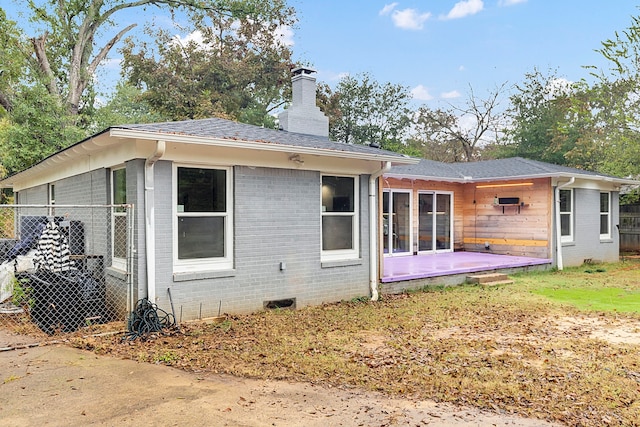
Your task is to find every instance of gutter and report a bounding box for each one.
[554,177,574,270]
[369,161,391,301]
[144,140,166,302]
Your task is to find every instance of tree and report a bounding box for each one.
[0,85,86,176]
[7,0,291,118]
[492,68,581,165]
[0,9,28,115]
[321,73,414,152]
[410,83,508,162]
[89,81,166,133]
[121,1,296,125]
[582,14,640,180]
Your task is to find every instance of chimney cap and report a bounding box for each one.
[291,66,317,76]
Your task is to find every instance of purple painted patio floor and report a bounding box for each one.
[382,252,552,283]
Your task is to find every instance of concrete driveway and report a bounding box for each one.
[0,333,559,427]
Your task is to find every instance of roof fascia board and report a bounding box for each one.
[385,171,639,186]
[109,128,419,165]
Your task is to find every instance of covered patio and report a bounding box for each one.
[382,252,552,283]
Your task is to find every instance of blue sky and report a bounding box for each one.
[3,0,640,108]
[291,0,640,106]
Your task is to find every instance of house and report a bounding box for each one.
[379,157,638,292]
[0,68,418,320]
[0,67,637,322]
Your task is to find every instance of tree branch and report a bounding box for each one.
[0,90,12,113]
[31,32,60,98]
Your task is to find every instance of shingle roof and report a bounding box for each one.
[388,157,631,182]
[115,117,410,159]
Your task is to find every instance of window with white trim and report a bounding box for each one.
[600,192,611,239]
[559,189,573,243]
[321,175,359,261]
[111,168,127,270]
[174,165,232,271]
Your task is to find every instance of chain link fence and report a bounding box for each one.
[0,205,134,341]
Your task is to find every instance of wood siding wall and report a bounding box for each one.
[462,178,552,258]
[383,177,553,259]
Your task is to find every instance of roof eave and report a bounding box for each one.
[384,171,640,185]
[109,128,419,165]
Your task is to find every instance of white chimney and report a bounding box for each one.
[278,67,329,137]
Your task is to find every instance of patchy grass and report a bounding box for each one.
[76,259,640,427]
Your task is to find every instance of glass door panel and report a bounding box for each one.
[418,193,434,251]
[435,193,451,250]
[392,192,410,254]
[383,190,411,255]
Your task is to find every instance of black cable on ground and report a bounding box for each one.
[124,298,176,340]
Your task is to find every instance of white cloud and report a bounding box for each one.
[379,3,398,16]
[411,85,434,101]
[441,90,462,99]
[275,24,294,47]
[459,65,466,72]
[393,8,432,30]
[441,0,484,20]
[172,30,207,48]
[498,0,527,6]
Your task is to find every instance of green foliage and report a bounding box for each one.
[321,73,413,151]
[0,85,86,176]
[121,0,296,124]
[90,82,166,133]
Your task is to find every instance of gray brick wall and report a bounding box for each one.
[154,164,371,320]
[561,188,619,266]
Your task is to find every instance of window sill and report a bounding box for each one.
[321,258,363,268]
[173,269,236,282]
[105,267,128,280]
[599,238,614,244]
[561,241,576,247]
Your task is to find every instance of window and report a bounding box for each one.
[48,184,55,216]
[559,189,573,242]
[600,192,611,239]
[174,166,232,271]
[321,175,358,261]
[112,168,127,270]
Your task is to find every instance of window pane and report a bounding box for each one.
[178,168,226,213]
[322,216,353,250]
[560,213,571,236]
[559,190,571,212]
[600,193,609,213]
[113,215,127,259]
[322,176,354,212]
[600,214,609,235]
[178,217,224,259]
[113,169,126,204]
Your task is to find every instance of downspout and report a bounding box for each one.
[554,177,574,271]
[144,140,166,302]
[369,161,392,301]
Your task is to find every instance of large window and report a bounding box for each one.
[600,192,611,239]
[174,166,232,271]
[112,168,127,270]
[559,189,573,243]
[321,175,358,261]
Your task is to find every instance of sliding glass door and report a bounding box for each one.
[383,190,411,255]
[418,192,452,253]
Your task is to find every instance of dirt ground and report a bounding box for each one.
[0,332,560,427]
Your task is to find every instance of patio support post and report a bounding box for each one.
[145,140,166,302]
[369,161,391,301]
[555,177,574,270]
